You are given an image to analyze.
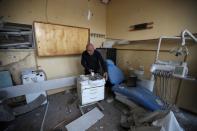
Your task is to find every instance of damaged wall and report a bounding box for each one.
[0,49,36,84]
[0,0,106,84]
[106,0,197,40]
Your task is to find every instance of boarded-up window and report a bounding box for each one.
[34,22,89,56]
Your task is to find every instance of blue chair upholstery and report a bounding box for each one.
[106,59,164,111]
[106,59,124,85]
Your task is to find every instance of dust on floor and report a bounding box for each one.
[3,90,126,131]
[2,90,197,131]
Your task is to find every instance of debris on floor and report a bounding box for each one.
[106,96,114,103]
[0,91,15,122]
[152,111,184,131]
[40,101,49,131]
[13,94,46,116]
[0,103,15,122]
[1,90,196,131]
[115,91,186,131]
[115,93,138,109]
[129,126,163,131]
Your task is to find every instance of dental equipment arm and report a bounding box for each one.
[181,29,197,46]
[155,29,197,62]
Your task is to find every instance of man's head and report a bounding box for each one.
[86,43,95,55]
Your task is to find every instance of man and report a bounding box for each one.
[81,43,108,80]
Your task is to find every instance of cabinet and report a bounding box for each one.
[77,75,105,105]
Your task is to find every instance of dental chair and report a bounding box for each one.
[106,59,164,111]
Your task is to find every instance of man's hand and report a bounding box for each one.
[89,69,94,73]
[103,72,108,81]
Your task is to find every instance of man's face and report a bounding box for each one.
[86,45,94,55]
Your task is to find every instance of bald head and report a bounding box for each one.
[86,43,95,55]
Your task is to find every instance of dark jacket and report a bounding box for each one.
[81,50,107,75]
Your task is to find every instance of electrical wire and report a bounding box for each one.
[153,75,157,95]
[166,76,169,102]
[40,101,49,131]
[159,73,162,98]
[163,75,166,101]
[169,76,172,101]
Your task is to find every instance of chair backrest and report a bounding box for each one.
[106,59,124,85]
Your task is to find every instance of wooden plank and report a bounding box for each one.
[0,76,76,98]
[34,22,89,56]
[66,107,104,131]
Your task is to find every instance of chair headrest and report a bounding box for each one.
[106,59,115,66]
[106,59,124,85]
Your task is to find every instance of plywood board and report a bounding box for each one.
[34,22,89,56]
